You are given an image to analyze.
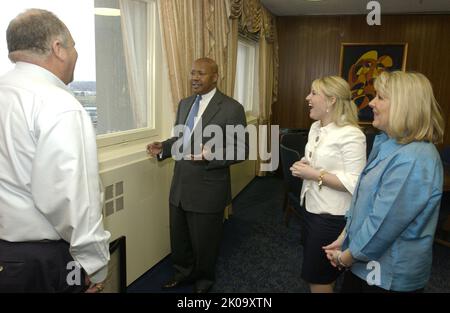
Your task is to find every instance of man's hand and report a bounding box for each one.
[84,275,106,293]
[146,142,162,157]
[189,144,211,161]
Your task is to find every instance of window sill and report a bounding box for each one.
[98,136,161,173]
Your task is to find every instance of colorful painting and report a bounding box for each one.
[339,43,408,122]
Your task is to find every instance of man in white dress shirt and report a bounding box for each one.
[0,9,110,292]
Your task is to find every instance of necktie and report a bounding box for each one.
[183,94,202,150]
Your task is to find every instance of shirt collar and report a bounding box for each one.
[198,87,217,104]
[15,62,70,92]
[372,132,403,161]
[318,121,337,134]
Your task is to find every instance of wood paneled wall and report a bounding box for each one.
[273,14,450,146]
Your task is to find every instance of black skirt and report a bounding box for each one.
[300,209,346,284]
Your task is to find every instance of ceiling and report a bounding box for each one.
[260,0,450,16]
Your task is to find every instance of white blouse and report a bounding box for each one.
[300,121,366,216]
[0,62,110,283]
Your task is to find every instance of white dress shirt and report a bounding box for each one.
[300,121,366,216]
[169,87,217,138]
[0,62,110,283]
[194,87,217,127]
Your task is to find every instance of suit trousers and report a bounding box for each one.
[0,239,86,293]
[169,203,224,289]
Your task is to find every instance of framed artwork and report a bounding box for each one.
[339,43,408,123]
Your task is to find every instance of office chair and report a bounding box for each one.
[101,236,127,293]
[441,146,450,168]
[363,126,379,159]
[435,146,450,247]
[279,131,308,226]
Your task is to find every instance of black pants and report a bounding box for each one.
[0,239,86,293]
[169,203,224,290]
[340,271,424,293]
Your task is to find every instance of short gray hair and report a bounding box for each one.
[7,8,71,56]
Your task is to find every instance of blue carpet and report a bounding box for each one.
[128,176,450,293]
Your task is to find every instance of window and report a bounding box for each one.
[234,37,259,115]
[0,0,158,146]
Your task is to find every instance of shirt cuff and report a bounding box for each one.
[335,172,359,194]
[349,240,370,262]
[88,265,108,284]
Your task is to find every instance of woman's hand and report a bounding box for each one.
[323,236,345,268]
[290,160,319,181]
[322,236,344,252]
[324,249,342,268]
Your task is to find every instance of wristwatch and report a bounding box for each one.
[318,169,326,190]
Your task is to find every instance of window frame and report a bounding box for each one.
[96,0,159,148]
[235,36,259,115]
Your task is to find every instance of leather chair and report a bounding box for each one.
[280,131,308,226]
[362,126,379,159]
[436,146,450,247]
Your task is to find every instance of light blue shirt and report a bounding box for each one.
[342,132,443,291]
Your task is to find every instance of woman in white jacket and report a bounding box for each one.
[291,76,366,293]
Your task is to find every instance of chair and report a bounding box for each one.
[441,146,450,168]
[362,125,379,159]
[280,131,308,226]
[435,146,450,247]
[101,236,127,293]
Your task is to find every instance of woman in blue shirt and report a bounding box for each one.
[323,71,445,292]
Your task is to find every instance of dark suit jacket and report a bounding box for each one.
[159,90,248,213]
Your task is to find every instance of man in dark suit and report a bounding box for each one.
[147,58,248,293]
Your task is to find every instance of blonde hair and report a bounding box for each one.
[312,76,359,127]
[374,71,444,144]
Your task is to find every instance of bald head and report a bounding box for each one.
[194,58,218,74]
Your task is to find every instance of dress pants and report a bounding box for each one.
[169,203,224,290]
[0,239,87,293]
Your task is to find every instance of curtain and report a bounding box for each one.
[158,0,237,110]
[158,0,203,108]
[229,0,279,176]
[119,0,148,128]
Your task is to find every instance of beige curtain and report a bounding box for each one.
[158,0,238,110]
[229,0,279,176]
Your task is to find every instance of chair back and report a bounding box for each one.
[280,131,308,157]
[280,145,303,198]
[441,146,450,168]
[279,131,308,198]
[363,127,379,159]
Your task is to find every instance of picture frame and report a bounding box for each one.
[339,43,408,123]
